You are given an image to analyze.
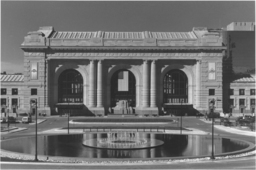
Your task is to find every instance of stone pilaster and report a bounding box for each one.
[89,60,96,107]
[45,59,49,107]
[150,60,156,108]
[142,60,149,108]
[196,60,201,109]
[97,60,103,107]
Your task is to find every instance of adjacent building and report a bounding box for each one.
[222,22,255,115]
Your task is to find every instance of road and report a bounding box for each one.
[1,116,255,169]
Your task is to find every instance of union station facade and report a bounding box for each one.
[1,26,229,116]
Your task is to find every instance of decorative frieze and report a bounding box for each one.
[24,52,45,56]
[46,52,223,60]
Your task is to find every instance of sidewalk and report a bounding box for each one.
[40,127,208,135]
[0,119,46,135]
[199,118,256,136]
[28,119,47,125]
[0,127,27,135]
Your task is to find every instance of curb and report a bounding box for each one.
[29,119,47,125]
[199,119,256,136]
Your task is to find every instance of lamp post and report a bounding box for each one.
[68,102,70,134]
[210,99,215,160]
[7,109,9,132]
[31,99,38,161]
[180,100,183,134]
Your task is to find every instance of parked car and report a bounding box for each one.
[22,116,32,123]
[236,116,255,126]
[18,112,29,117]
[0,117,7,123]
[205,112,220,120]
[7,116,16,123]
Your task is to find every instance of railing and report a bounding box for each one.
[81,127,167,133]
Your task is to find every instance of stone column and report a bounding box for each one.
[196,60,201,108]
[97,60,103,107]
[150,60,156,108]
[89,60,96,107]
[150,133,156,158]
[142,60,149,108]
[136,84,140,107]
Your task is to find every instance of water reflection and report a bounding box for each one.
[1,133,249,158]
[82,132,164,149]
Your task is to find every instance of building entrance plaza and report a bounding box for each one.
[0,22,255,117]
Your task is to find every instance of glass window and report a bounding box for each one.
[58,69,83,103]
[1,98,6,106]
[239,89,245,95]
[229,89,234,95]
[239,99,245,106]
[12,88,18,95]
[1,88,7,95]
[229,99,234,106]
[209,89,215,96]
[250,89,255,95]
[111,70,136,107]
[31,89,37,95]
[163,69,188,103]
[12,98,18,106]
[251,99,255,105]
[241,108,244,113]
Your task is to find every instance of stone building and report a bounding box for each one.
[1,26,226,116]
[229,76,255,115]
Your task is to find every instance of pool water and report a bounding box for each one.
[1,133,250,159]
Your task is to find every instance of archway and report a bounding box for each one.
[163,69,190,116]
[57,69,83,116]
[110,70,136,114]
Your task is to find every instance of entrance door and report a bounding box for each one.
[111,70,136,113]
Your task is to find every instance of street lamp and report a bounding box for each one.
[180,100,183,134]
[31,99,38,161]
[68,102,70,135]
[7,109,9,132]
[209,99,216,160]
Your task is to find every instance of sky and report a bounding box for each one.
[1,1,255,74]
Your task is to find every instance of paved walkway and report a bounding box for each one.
[0,119,46,135]
[199,118,256,136]
[39,127,208,135]
[0,128,27,135]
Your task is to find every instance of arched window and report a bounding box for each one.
[163,69,188,103]
[58,69,83,103]
[111,70,136,107]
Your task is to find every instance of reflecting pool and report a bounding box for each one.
[1,132,250,158]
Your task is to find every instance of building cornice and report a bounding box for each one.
[39,52,223,60]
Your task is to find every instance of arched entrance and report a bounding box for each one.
[163,69,190,116]
[110,70,136,114]
[57,69,83,116]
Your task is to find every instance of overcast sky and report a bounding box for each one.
[1,1,255,74]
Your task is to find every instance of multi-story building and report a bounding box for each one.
[222,22,255,115]
[229,76,255,115]
[1,22,254,117]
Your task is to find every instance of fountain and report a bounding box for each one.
[82,131,164,149]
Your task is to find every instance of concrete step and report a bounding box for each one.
[107,114,136,118]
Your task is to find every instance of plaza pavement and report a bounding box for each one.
[199,118,256,136]
[1,116,255,169]
[2,116,255,137]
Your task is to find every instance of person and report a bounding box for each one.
[196,112,200,118]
